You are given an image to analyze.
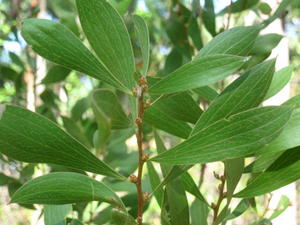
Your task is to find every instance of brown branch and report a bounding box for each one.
[132,77,148,225]
[211,172,226,225]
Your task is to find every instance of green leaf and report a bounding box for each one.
[225,158,244,202]
[236,147,300,198]
[191,199,209,225]
[76,0,136,90]
[21,19,127,92]
[256,109,300,155]
[163,48,183,76]
[0,173,15,186]
[269,195,290,220]
[0,105,124,180]
[244,151,283,173]
[92,89,131,129]
[264,66,293,100]
[149,54,245,94]
[11,172,125,208]
[195,26,260,58]
[144,106,192,139]
[258,2,272,15]
[283,94,300,109]
[62,116,92,149]
[188,16,203,50]
[111,208,137,225]
[147,161,163,207]
[71,97,90,121]
[262,0,293,27]
[250,34,283,56]
[165,179,190,225]
[44,204,72,225]
[192,59,275,135]
[133,15,150,76]
[218,0,259,15]
[152,92,202,124]
[181,172,207,204]
[151,106,293,165]
[193,86,218,101]
[41,65,71,84]
[225,199,250,221]
[202,0,216,36]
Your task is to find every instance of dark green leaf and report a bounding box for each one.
[111,208,137,225]
[188,16,203,49]
[262,0,293,27]
[71,97,90,121]
[264,66,293,100]
[21,19,127,92]
[133,15,150,76]
[236,147,300,197]
[225,158,244,202]
[256,109,300,155]
[151,106,292,165]
[149,54,245,94]
[202,0,216,36]
[44,204,72,225]
[92,89,131,129]
[76,0,136,90]
[0,173,15,186]
[193,86,218,101]
[153,92,202,124]
[11,172,125,208]
[147,161,163,207]
[0,105,124,179]
[244,151,283,173]
[144,106,192,138]
[163,48,183,76]
[191,199,209,225]
[218,0,259,15]
[181,172,207,204]
[165,179,190,225]
[225,199,250,221]
[195,26,260,58]
[41,65,71,84]
[192,59,275,135]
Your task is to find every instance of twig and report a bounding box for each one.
[131,77,149,225]
[211,171,226,225]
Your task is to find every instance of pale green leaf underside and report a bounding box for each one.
[149,54,246,94]
[0,105,124,180]
[44,204,72,225]
[151,106,292,165]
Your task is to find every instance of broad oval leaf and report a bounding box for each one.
[11,172,125,208]
[21,19,127,92]
[76,0,136,90]
[195,26,260,58]
[151,106,293,165]
[192,59,275,135]
[133,15,150,76]
[149,54,246,95]
[236,147,300,198]
[0,105,124,180]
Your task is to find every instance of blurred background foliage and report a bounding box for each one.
[0,0,300,224]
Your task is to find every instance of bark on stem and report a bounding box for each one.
[135,77,148,225]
